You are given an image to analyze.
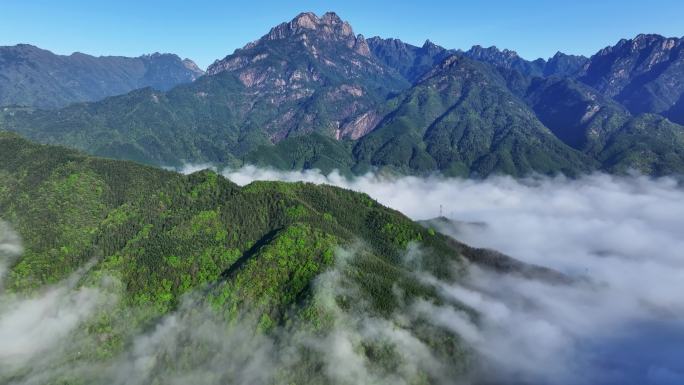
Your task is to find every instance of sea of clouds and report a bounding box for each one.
[1,167,683,384]
[219,167,684,385]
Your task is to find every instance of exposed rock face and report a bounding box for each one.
[353,34,371,57]
[204,11,408,142]
[578,34,684,115]
[207,12,373,76]
[337,110,383,140]
[182,59,205,78]
[0,44,205,109]
[138,52,205,88]
[261,11,361,47]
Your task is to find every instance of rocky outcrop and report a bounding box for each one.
[207,12,373,76]
[263,12,358,45]
[181,59,205,79]
[337,110,383,140]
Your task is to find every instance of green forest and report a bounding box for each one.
[0,132,487,384]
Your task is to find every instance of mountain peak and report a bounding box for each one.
[420,39,446,56]
[593,33,681,59]
[467,45,520,59]
[13,43,39,50]
[181,58,205,77]
[633,33,664,41]
[291,12,319,29]
[207,11,374,76]
[263,11,355,42]
[605,33,679,53]
[320,11,344,25]
[421,54,473,79]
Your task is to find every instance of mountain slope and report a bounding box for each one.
[669,94,684,125]
[0,12,408,167]
[353,55,593,176]
[578,34,684,118]
[524,76,632,153]
[522,76,684,175]
[243,132,355,174]
[204,12,408,142]
[0,73,261,166]
[367,37,454,83]
[0,132,481,383]
[0,44,203,108]
[598,113,684,175]
[544,51,589,77]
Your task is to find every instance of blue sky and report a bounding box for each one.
[2,0,684,69]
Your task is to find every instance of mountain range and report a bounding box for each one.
[1,12,683,176]
[0,44,204,109]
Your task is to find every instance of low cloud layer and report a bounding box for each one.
[0,284,106,370]
[2,167,684,384]
[219,167,684,385]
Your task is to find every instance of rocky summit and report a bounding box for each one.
[198,12,406,142]
[207,12,372,76]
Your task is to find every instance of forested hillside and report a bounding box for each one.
[0,44,203,109]
[0,132,487,384]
